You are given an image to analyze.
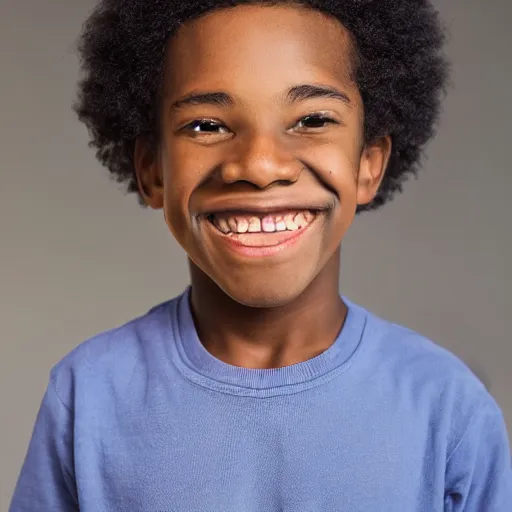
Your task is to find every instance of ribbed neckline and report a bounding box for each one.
[168,287,368,397]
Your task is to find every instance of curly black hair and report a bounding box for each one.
[75,0,449,211]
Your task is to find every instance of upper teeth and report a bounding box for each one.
[212,211,315,234]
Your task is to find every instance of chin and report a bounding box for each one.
[219,276,311,309]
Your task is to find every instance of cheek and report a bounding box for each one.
[161,142,221,253]
[161,149,194,242]
[304,140,360,200]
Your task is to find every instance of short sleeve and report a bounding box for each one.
[445,398,512,511]
[9,373,78,511]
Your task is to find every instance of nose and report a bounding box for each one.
[220,131,301,188]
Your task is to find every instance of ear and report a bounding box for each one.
[134,137,164,209]
[356,136,392,206]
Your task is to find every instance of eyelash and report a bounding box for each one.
[182,114,339,136]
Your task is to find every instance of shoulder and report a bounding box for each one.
[352,301,477,374]
[356,302,486,392]
[351,301,502,453]
[49,296,179,407]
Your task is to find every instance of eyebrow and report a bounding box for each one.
[169,83,351,112]
[286,84,351,105]
[170,91,235,112]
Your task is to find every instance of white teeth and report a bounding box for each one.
[227,218,238,232]
[262,216,276,232]
[212,211,315,234]
[248,217,261,232]
[285,214,298,231]
[294,212,307,228]
[275,217,287,232]
[237,217,249,233]
[217,218,231,234]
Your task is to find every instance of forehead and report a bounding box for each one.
[164,4,356,99]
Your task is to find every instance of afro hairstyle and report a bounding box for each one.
[74,0,449,211]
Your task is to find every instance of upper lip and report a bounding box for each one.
[196,194,333,217]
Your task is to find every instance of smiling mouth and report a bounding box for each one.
[207,210,316,235]
[204,209,320,255]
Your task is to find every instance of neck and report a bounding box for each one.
[188,249,346,369]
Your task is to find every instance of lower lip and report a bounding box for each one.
[205,215,319,258]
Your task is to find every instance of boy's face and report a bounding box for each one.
[136,4,391,307]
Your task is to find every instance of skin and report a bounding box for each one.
[135,4,391,369]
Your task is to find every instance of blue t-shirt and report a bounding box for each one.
[10,289,512,511]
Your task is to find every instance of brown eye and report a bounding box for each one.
[187,120,229,134]
[296,114,338,130]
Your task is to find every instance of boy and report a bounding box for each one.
[10,0,512,510]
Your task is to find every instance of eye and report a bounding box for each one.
[294,114,339,131]
[183,119,230,135]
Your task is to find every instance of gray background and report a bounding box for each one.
[1,0,511,507]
